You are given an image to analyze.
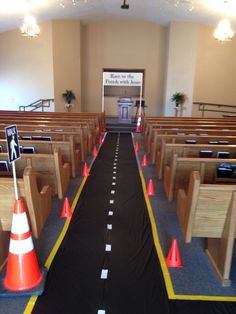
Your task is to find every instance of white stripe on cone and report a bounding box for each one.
[11,212,30,235]
[137,116,141,126]
[9,237,34,255]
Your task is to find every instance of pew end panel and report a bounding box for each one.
[0,221,10,272]
[0,166,52,238]
[53,147,71,199]
[176,170,236,286]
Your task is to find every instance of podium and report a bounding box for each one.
[117,97,133,123]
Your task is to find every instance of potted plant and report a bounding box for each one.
[171,92,186,107]
[62,90,76,111]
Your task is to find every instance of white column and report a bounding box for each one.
[163,22,198,116]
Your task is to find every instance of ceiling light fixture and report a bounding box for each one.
[173,0,194,11]
[58,0,87,8]
[213,19,234,42]
[121,0,129,10]
[20,1,40,38]
[20,13,40,38]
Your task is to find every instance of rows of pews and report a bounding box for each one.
[143,115,236,287]
[0,110,105,272]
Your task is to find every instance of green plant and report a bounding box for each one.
[62,90,76,104]
[171,92,186,106]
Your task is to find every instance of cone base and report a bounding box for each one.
[0,267,47,297]
[166,260,182,268]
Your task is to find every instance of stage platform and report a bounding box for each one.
[105,116,136,132]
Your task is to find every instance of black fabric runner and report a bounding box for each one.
[32,133,236,314]
[32,133,170,314]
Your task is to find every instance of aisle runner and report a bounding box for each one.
[31,133,170,314]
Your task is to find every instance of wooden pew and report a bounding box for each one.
[0,119,95,151]
[146,127,236,155]
[0,129,87,162]
[176,170,236,286]
[0,123,88,161]
[0,166,52,238]
[156,140,236,179]
[0,147,70,199]
[143,116,236,138]
[144,121,236,149]
[0,110,105,133]
[150,131,236,163]
[0,221,9,272]
[0,136,80,178]
[163,153,236,202]
[0,111,103,143]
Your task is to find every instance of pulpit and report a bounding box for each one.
[117,97,133,123]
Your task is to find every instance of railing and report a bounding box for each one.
[19,99,54,112]
[193,102,236,117]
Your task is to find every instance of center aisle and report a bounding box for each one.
[32,133,170,314]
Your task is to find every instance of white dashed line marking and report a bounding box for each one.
[105,244,112,251]
[101,269,108,279]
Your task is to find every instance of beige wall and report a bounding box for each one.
[81,20,167,116]
[193,24,236,115]
[1,19,236,117]
[52,20,81,112]
[0,21,54,111]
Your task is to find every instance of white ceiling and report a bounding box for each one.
[1,0,236,33]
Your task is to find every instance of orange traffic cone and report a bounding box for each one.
[166,238,182,268]
[93,146,98,157]
[60,197,72,218]
[146,179,155,196]
[136,115,142,133]
[4,198,43,291]
[99,136,103,145]
[142,153,148,166]
[136,125,141,133]
[134,141,139,152]
[82,162,90,177]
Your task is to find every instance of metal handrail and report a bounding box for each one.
[19,99,54,112]
[193,102,236,117]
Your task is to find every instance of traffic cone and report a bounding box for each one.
[146,179,155,196]
[136,115,141,133]
[136,125,141,133]
[4,198,43,291]
[60,197,72,218]
[82,162,90,177]
[166,238,182,268]
[134,141,139,152]
[99,136,103,145]
[93,146,98,157]
[142,153,148,166]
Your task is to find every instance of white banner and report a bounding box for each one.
[103,72,143,87]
